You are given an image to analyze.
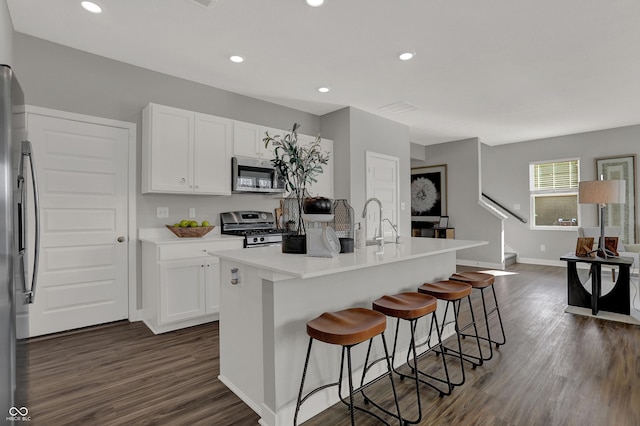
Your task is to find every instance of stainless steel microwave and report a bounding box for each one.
[232,156,284,193]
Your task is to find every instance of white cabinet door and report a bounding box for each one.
[143,104,193,193]
[233,121,261,158]
[194,113,232,195]
[159,259,206,324]
[260,126,284,161]
[205,258,221,314]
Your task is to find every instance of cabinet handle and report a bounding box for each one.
[180,177,186,183]
[201,264,205,268]
[195,185,199,189]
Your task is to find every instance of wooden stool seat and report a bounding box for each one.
[450,271,495,288]
[372,292,437,320]
[418,280,472,301]
[306,308,387,346]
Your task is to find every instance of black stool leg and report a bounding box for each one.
[491,285,507,346]
[294,337,314,426]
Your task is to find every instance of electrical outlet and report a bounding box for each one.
[156,207,169,218]
[189,208,196,218]
[513,204,521,211]
[540,244,546,252]
[400,202,406,211]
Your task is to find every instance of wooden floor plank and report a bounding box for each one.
[24,263,640,425]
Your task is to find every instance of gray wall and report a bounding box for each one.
[12,33,321,231]
[482,124,640,264]
[12,33,322,310]
[0,0,12,65]
[322,107,412,238]
[413,138,504,266]
[320,107,351,201]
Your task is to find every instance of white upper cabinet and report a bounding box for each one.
[142,103,232,195]
[233,121,283,160]
[233,121,262,158]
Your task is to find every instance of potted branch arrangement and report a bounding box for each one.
[263,123,330,254]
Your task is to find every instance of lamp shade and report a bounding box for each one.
[578,180,626,204]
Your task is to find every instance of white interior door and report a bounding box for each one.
[27,113,129,337]
[365,151,400,239]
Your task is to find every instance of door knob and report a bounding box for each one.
[117,236,125,243]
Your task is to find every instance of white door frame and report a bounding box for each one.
[26,105,139,321]
[365,151,400,238]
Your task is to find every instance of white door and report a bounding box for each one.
[365,151,400,239]
[27,114,129,337]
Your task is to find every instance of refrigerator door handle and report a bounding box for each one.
[20,140,40,304]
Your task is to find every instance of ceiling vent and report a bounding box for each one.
[379,101,418,114]
[192,0,216,7]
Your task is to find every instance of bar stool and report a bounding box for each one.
[294,307,402,426]
[450,271,506,362]
[417,280,483,388]
[363,292,451,425]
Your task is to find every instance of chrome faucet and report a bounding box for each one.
[361,198,384,248]
[383,218,399,244]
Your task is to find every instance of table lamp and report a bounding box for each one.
[578,179,626,258]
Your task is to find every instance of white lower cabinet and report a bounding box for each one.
[142,238,243,334]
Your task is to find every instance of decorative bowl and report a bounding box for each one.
[165,225,215,238]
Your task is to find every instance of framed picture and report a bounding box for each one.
[575,237,594,257]
[595,154,637,244]
[411,164,447,221]
[604,236,619,256]
[438,216,449,228]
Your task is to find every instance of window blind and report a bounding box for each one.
[532,160,578,191]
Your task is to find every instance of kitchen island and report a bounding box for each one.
[212,237,486,426]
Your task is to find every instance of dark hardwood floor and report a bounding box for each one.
[25,263,640,425]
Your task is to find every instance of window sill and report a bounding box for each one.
[530,226,579,231]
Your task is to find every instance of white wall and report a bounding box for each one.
[482,124,640,264]
[413,138,504,267]
[0,0,13,65]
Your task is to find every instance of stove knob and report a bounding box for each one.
[260,237,265,242]
[252,237,258,243]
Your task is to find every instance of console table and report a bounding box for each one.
[560,253,633,315]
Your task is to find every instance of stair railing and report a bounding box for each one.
[482,192,528,224]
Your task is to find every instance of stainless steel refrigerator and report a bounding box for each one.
[1,64,40,422]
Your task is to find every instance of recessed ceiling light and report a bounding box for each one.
[306,0,324,7]
[318,87,330,93]
[229,55,244,63]
[399,52,415,61]
[81,1,102,13]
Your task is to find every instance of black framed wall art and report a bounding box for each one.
[411,164,447,221]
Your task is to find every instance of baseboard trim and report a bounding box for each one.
[517,257,565,267]
[457,259,504,270]
[218,374,263,416]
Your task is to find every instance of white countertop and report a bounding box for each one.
[211,237,487,279]
[138,227,244,244]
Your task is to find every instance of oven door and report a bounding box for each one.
[232,156,284,193]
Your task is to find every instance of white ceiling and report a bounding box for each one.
[7,0,640,146]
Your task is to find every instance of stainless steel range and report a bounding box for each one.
[220,211,284,248]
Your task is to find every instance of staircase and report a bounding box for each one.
[505,252,517,267]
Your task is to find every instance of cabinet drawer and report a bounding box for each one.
[158,240,243,261]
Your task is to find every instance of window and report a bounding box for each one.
[529,159,580,228]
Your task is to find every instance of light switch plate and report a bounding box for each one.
[157,207,169,218]
[513,204,521,211]
[400,202,406,210]
[189,208,196,218]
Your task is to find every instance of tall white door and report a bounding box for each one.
[365,152,400,239]
[27,113,129,337]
